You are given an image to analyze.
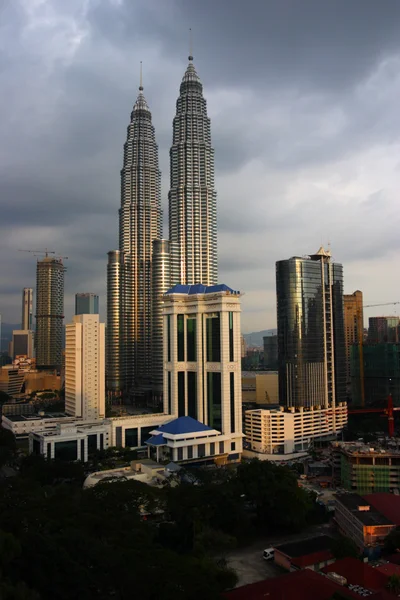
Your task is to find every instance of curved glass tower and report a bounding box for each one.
[168,54,217,286]
[110,80,162,399]
[276,247,345,409]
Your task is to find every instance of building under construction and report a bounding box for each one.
[332,441,400,494]
[35,257,64,370]
[350,343,400,407]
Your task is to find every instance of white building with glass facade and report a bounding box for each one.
[245,403,348,460]
[30,421,110,462]
[162,283,244,460]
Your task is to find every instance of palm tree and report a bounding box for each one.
[387,574,400,594]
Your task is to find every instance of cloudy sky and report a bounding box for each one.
[1,0,400,334]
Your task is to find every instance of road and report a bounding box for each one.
[225,522,333,588]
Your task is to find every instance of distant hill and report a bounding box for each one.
[243,329,277,348]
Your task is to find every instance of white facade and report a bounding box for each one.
[245,403,348,457]
[65,314,105,421]
[162,284,244,457]
[30,421,110,462]
[2,413,77,438]
[109,413,173,448]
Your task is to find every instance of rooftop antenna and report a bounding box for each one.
[189,27,193,61]
[139,61,143,91]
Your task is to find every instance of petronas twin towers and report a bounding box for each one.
[107,53,218,401]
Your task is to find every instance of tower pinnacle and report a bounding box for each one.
[188,27,193,61]
[139,61,143,91]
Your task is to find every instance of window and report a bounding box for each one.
[46,443,51,460]
[219,441,224,454]
[88,434,97,455]
[177,447,183,461]
[210,442,215,455]
[187,446,193,459]
[167,371,172,414]
[230,372,235,433]
[206,313,221,362]
[198,444,206,458]
[187,372,197,419]
[54,440,77,461]
[81,439,85,461]
[229,312,234,361]
[140,427,155,446]
[231,442,236,452]
[167,315,171,362]
[178,372,185,417]
[207,372,222,431]
[125,428,138,447]
[100,434,104,451]
[177,315,184,361]
[187,317,196,361]
[115,426,122,447]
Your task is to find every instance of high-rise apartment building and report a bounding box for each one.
[75,293,99,315]
[344,291,363,387]
[65,314,105,421]
[22,288,33,330]
[368,316,400,344]
[163,283,243,457]
[107,76,162,400]
[106,250,123,395]
[35,257,64,370]
[276,246,345,408]
[168,54,218,286]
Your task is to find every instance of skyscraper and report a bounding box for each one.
[344,290,363,387]
[107,73,162,399]
[276,247,345,409]
[22,288,33,330]
[107,250,124,396]
[75,293,99,315]
[65,314,105,421]
[35,257,64,370]
[168,53,218,286]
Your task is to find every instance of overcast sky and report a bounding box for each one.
[1,0,400,334]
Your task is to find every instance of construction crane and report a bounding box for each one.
[348,394,400,437]
[364,302,400,308]
[19,249,68,260]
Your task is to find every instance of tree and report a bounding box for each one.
[387,574,400,594]
[0,427,17,468]
[385,527,400,554]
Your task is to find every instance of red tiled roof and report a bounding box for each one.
[223,569,361,600]
[363,493,400,526]
[376,562,400,577]
[322,557,389,591]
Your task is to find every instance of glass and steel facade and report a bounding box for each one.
[75,293,99,315]
[276,248,345,408]
[168,56,218,286]
[107,250,124,394]
[35,257,64,370]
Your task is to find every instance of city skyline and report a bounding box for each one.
[1,1,400,332]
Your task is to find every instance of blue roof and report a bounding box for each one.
[165,283,239,296]
[145,434,167,446]
[156,416,213,435]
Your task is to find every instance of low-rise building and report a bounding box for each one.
[332,441,400,493]
[322,557,389,593]
[244,403,348,460]
[0,366,25,396]
[84,459,171,488]
[2,412,75,438]
[334,494,396,553]
[146,415,240,465]
[30,421,110,462]
[273,535,335,572]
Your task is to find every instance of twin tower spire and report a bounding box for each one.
[107,52,218,401]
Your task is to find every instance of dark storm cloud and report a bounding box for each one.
[1,0,400,331]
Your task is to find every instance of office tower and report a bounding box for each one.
[263,334,278,369]
[65,314,105,421]
[75,293,99,315]
[344,291,363,387]
[107,75,162,400]
[163,283,243,456]
[276,246,345,409]
[11,330,34,359]
[151,240,172,399]
[22,288,33,330]
[107,250,123,395]
[35,257,64,370]
[368,316,400,344]
[168,53,218,286]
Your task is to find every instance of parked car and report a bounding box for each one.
[263,547,274,561]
